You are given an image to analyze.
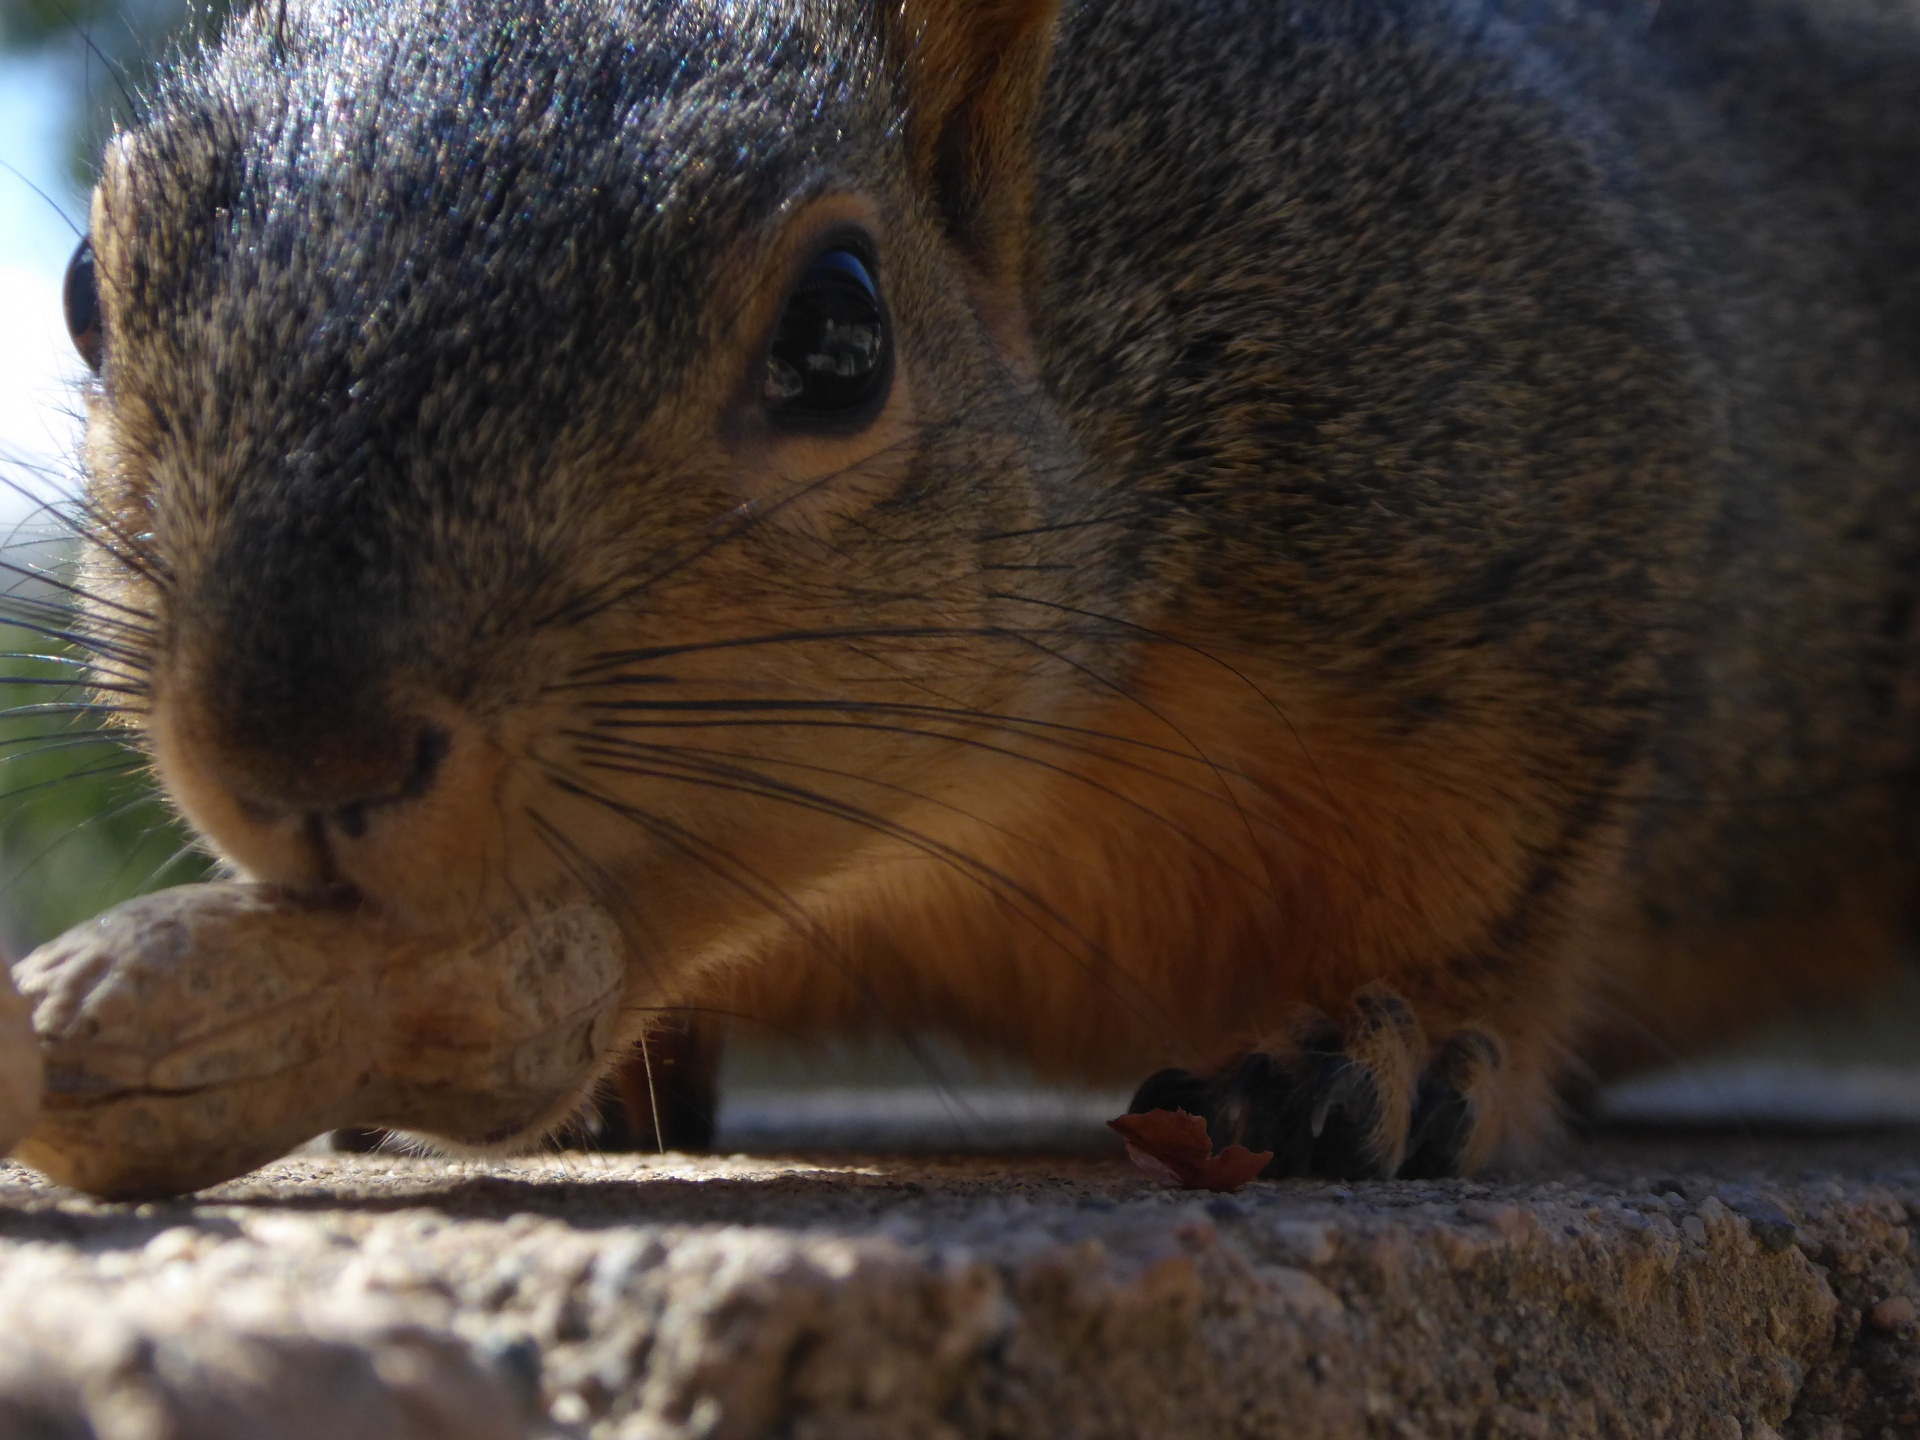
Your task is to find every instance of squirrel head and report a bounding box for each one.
[70,0,1126,957]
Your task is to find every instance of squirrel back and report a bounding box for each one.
[1004,0,1920,1076]
[62,0,1920,1173]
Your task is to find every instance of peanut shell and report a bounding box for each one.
[0,959,40,1158]
[13,884,626,1199]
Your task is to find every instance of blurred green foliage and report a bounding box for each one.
[0,598,211,955]
[2,2,228,951]
[0,568,207,955]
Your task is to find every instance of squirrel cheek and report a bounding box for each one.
[149,665,522,934]
[731,362,918,534]
[146,695,316,886]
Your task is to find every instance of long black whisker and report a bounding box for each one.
[0,734,135,763]
[553,755,1175,1047]
[991,624,1282,905]
[0,556,159,629]
[532,771,988,1133]
[0,757,149,807]
[0,686,147,711]
[524,805,677,1007]
[565,726,1272,893]
[47,0,144,122]
[0,614,150,668]
[556,622,1119,678]
[0,702,141,721]
[0,160,82,239]
[0,770,168,901]
[975,513,1139,543]
[576,692,1259,771]
[134,833,212,893]
[990,589,1357,838]
[89,794,200,896]
[536,462,857,630]
[561,698,1443,931]
[0,651,91,668]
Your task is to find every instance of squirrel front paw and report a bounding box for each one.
[1128,989,1507,1180]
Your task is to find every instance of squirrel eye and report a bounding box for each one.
[763,246,891,424]
[63,237,104,373]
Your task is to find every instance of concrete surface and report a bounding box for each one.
[4,1133,1920,1438]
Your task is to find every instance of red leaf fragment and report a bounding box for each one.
[1107,1108,1273,1193]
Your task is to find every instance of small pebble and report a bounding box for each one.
[1727,1203,1798,1255]
[1868,1296,1916,1332]
[475,1332,543,1415]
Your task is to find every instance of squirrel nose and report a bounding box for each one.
[220,717,454,834]
[298,723,451,839]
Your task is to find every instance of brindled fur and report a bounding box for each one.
[67,0,1920,1172]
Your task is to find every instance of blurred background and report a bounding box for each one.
[1,0,1916,1153]
[0,0,225,960]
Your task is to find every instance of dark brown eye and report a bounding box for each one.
[763,246,890,426]
[64,237,104,373]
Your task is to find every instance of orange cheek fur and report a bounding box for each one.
[701,638,1597,1131]
[150,682,530,937]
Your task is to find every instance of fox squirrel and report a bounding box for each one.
[53,0,1920,1178]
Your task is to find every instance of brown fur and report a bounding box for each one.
[60,0,1920,1175]
[706,633,1599,1158]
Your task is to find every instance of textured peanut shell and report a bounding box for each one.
[12,884,626,1199]
[0,960,41,1159]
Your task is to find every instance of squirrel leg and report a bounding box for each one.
[584,1016,722,1152]
[1127,987,1508,1180]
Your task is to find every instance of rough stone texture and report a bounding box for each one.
[2,1135,1920,1438]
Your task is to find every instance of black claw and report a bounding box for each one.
[1397,1029,1496,1178]
[1402,1078,1473,1179]
[1128,1047,1395,1181]
[1309,1058,1367,1139]
[1227,1049,1389,1180]
[1303,1053,1388,1179]
[1232,1050,1317,1174]
[1128,1017,1491,1182]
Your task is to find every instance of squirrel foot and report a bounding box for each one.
[1127,989,1505,1180]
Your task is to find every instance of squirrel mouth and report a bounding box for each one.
[299,813,354,895]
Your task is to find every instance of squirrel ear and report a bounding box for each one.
[882,0,1062,280]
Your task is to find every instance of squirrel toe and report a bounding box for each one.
[1129,990,1506,1180]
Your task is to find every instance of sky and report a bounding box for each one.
[0,53,89,538]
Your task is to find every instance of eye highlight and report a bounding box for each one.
[64,237,104,373]
[762,245,891,424]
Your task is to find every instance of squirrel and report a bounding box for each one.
[49,0,1920,1179]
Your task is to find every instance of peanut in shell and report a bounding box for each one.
[0,960,40,1160]
[11,884,627,1199]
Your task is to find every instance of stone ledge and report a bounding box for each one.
[2,1134,1918,1438]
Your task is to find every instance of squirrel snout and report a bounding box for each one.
[150,673,498,917]
[221,721,451,835]
[169,692,450,826]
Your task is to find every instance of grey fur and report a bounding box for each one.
[66,0,1920,1148]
